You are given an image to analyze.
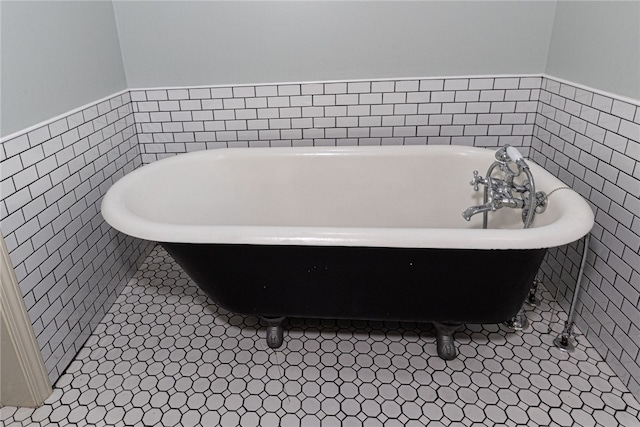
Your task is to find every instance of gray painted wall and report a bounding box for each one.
[546,1,640,101]
[0,1,127,137]
[4,1,637,136]
[113,1,556,88]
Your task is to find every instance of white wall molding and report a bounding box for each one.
[3,74,636,146]
[542,74,640,106]
[128,74,544,93]
[0,89,129,144]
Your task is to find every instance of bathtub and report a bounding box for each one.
[101,145,594,359]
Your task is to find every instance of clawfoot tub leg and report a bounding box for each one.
[503,304,529,331]
[433,322,461,360]
[525,277,542,307]
[262,316,285,348]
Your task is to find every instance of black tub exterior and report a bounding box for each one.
[162,243,547,325]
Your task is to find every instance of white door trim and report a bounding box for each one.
[0,233,52,407]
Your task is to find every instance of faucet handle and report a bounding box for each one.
[470,170,483,191]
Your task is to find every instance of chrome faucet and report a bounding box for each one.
[462,145,547,229]
[461,203,497,221]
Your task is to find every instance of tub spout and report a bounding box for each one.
[462,204,496,221]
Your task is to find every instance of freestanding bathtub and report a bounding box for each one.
[101,145,594,359]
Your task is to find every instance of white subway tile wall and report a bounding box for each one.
[531,77,640,397]
[130,77,542,164]
[2,75,639,401]
[0,93,154,383]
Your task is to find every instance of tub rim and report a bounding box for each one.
[101,145,595,250]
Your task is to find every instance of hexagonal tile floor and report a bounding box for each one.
[2,245,639,426]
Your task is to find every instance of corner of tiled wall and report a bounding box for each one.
[0,91,154,383]
[531,76,640,396]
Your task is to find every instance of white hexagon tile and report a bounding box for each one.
[2,245,639,426]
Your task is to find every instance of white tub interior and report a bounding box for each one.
[102,146,594,250]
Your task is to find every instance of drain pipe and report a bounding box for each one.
[554,233,590,352]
